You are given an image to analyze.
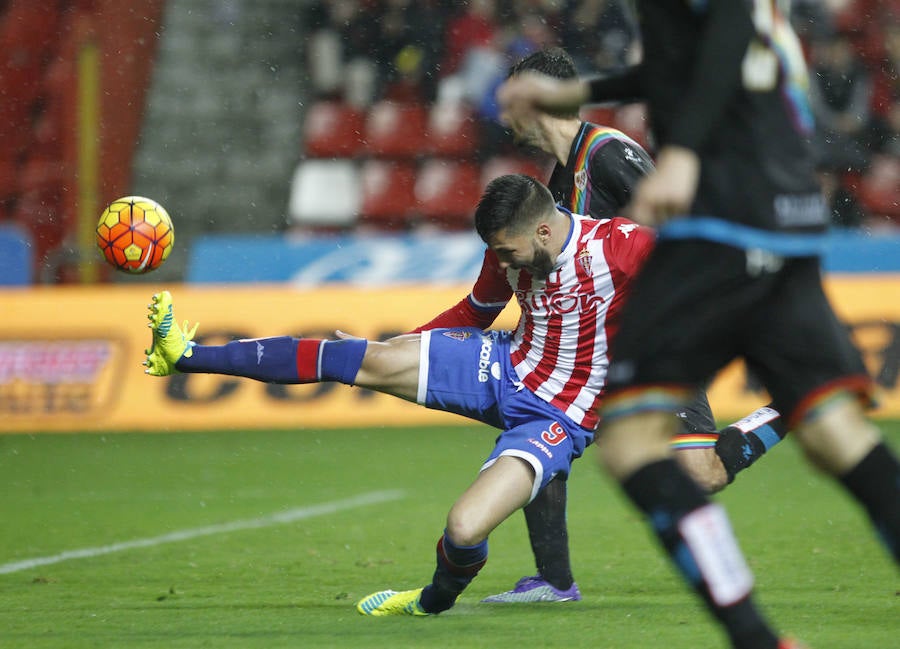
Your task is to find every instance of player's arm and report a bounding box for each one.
[409,250,511,333]
[497,66,642,122]
[585,66,643,105]
[665,1,755,154]
[628,5,754,226]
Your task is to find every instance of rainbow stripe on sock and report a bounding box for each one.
[670,432,718,450]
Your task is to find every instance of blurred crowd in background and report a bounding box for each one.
[304,0,900,229]
[0,0,897,285]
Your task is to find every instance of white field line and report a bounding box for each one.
[0,489,405,575]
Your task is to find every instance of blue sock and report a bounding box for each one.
[319,339,368,384]
[176,336,368,385]
[176,336,302,383]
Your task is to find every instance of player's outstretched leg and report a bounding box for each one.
[356,588,429,616]
[144,290,199,376]
[142,291,371,386]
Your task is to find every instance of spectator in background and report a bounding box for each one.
[440,0,499,78]
[373,0,449,103]
[869,22,900,156]
[808,29,874,174]
[818,162,869,228]
[305,0,381,108]
[562,0,639,74]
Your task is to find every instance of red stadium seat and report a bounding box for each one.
[858,154,900,220]
[302,101,366,158]
[612,104,653,152]
[426,101,479,158]
[579,106,616,126]
[359,160,417,230]
[414,159,482,230]
[480,155,551,190]
[364,100,428,159]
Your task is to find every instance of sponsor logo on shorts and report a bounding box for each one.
[528,437,554,459]
[442,330,473,342]
[477,334,493,383]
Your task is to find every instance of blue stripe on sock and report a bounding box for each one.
[320,339,368,384]
[751,424,782,451]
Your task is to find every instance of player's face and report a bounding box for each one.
[488,229,555,280]
[499,102,542,150]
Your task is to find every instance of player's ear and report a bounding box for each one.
[536,223,551,242]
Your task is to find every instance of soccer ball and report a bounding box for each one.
[96,196,174,273]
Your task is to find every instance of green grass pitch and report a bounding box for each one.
[2,422,898,648]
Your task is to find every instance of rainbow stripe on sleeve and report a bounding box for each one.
[570,126,641,214]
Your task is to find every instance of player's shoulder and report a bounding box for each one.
[581,124,653,169]
[588,216,650,245]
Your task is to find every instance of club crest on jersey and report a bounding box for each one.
[577,247,592,275]
[617,223,639,238]
[442,330,472,342]
[574,168,587,191]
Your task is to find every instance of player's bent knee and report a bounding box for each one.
[445,509,489,548]
[795,398,881,475]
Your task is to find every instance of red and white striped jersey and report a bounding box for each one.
[414,210,655,429]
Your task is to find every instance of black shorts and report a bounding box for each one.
[678,390,717,434]
[604,240,872,426]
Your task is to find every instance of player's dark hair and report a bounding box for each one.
[474,174,555,243]
[508,47,578,81]
[507,48,580,119]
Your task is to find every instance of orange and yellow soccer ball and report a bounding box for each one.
[96,196,174,273]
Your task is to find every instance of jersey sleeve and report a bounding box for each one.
[604,216,656,279]
[409,249,512,333]
[587,66,643,103]
[589,140,655,211]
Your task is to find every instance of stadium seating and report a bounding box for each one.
[302,100,366,159]
[858,154,900,221]
[426,100,479,158]
[579,106,616,127]
[359,160,417,230]
[480,155,551,189]
[414,159,482,229]
[364,100,429,158]
[287,159,361,230]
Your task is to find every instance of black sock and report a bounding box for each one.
[839,442,900,562]
[621,459,779,649]
[523,478,574,590]
[716,406,788,484]
[419,533,488,613]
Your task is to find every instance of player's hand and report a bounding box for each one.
[496,72,589,125]
[626,146,700,227]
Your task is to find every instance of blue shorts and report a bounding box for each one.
[417,328,595,502]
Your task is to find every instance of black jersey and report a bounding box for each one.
[590,0,826,241]
[547,122,655,218]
